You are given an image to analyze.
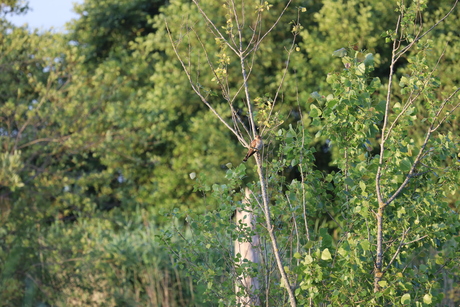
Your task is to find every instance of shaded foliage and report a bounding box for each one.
[0,0,459,305]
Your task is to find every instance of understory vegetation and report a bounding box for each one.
[1,0,459,306]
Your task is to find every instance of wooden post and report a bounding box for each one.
[234,188,260,306]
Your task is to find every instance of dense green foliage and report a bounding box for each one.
[1,0,459,306]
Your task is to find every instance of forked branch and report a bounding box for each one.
[373,0,460,293]
[165,20,247,147]
[166,2,297,305]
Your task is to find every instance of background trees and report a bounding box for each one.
[1,0,459,306]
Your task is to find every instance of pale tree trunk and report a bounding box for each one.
[234,187,261,306]
[374,2,459,292]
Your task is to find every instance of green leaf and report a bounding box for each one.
[400,157,413,172]
[319,228,333,248]
[338,247,348,257]
[435,255,445,265]
[397,207,406,218]
[310,104,322,117]
[359,181,366,192]
[326,98,338,109]
[321,248,332,260]
[360,240,370,251]
[310,91,322,100]
[344,177,354,186]
[423,294,432,304]
[355,63,366,76]
[304,254,313,264]
[401,293,411,304]
[332,48,347,57]
[363,53,374,67]
[304,240,314,249]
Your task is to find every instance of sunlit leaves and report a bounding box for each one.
[0,151,24,191]
[255,1,273,13]
[321,248,332,260]
[2,0,460,306]
[309,104,322,118]
[401,293,411,304]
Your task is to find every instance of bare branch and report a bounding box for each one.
[231,106,251,138]
[384,227,410,274]
[384,228,428,273]
[255,153,297,306]
[431,87,460,132]
[383,52,443,142]
[264,10,301,136]
[245,0,293,59]
[228,0,240,48]
[18,136,72,149]
[189,27,230,100]
[165,20,247,147]
[376,14,401,205]
[395,0,459,59]
[404,235,428,246]
[191,0,240,56]
[385,85,460,205]
[241,65,259,138]
[13,70,55,151]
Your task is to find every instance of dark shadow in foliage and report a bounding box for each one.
[69,0,166,65]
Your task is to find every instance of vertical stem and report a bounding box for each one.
[344,146,349,211]
[298,164,310,242]
[374,206,384,292]
[373,17,400,293]
[376,15,400,205]
[241,56,257,136]
[255,154,296,307]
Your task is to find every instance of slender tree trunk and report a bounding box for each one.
[255,154,297,307]
[374,205,384,292]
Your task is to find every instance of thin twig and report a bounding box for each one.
[264,11,301,136]
[395,0,459,59]
[191,0,240,56]
[376,14,401,205]
[245,0,293,59]
[384,230,428,274]
[165,20,247,147]
[431,87,460,132]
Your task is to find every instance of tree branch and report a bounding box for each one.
[165,20,247,147]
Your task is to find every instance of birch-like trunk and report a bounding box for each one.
[234,187,260,306]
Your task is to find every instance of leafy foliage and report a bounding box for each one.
[1,0,459,306]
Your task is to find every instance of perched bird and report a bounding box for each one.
[243,135,263,162]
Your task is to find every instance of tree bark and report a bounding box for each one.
[255,154,297,307]
[234,187,261,306]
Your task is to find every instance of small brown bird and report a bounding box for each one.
[243,135,263,162]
